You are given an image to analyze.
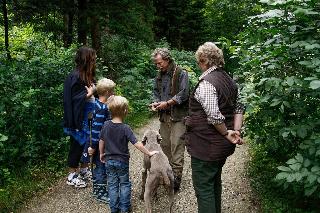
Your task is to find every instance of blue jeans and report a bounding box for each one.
[93,154,107,184]
[106,159,131,213]
[80,143,107,184]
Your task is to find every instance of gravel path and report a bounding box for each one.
[20,118,260,213]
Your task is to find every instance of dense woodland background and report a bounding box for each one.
[0,0,319,212]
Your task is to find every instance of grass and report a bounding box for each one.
[0,165,65,213]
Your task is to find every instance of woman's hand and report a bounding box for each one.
[85,84,94,98]
[225,130,244,145]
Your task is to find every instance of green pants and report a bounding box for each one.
[159,114,186,178]
[191,157,226,213]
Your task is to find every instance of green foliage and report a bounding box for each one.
[153,0,208,50]
[204,0,260,45]
[276,136,320,197]
[99,35,199,127]
[105,0,155,44]
[229,0,320,211]
[0,25,74,210]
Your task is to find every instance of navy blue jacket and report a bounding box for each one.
[63,70,87,130]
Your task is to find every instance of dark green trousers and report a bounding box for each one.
[191,157,226,213]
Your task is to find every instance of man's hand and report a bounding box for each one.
[149,102,160,111]
[88,147,95,156]
[155,101,170,110]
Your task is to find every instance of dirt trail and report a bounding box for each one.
[21,118,260,213]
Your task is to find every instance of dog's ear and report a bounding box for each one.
[142,134,147,146]
[156,132,162,144]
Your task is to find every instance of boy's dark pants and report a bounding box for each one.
[191,157,226,213]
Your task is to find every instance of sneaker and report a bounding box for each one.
[79,170,92,181]
[66,175,87,188]
[96,194,110,204]
[94,183,109,204]
[120,207,132,213]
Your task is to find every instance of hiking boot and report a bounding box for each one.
[174,176,181,193]
[96,194,110,204]
[66,175,87,188]
[92,182,99,198]
[120,207,132,213]
[93,183,109,204]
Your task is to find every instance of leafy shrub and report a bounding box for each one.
[228,0,320,211]
[99,36,199,127]
[0,25,75,199]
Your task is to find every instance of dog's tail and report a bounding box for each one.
[161,169,171,186]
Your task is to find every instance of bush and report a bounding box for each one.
[228,0,320,211]
[0,25,75,211]
[99,35,199,127]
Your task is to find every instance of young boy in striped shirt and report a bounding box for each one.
[81,78,115,203]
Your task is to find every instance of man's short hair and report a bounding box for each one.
[96,78,116,96]
[107,96,129,118]
[151,47,172,62]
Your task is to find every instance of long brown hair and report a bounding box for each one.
[75,46,96,86]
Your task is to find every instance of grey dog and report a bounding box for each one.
[140,130,174,213]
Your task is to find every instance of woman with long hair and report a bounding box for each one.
[63,46,96,188]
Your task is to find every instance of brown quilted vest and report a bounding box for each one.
[185,68,238,161]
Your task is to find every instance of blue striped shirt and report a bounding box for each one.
[91,98,111,148]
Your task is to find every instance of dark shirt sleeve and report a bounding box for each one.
[63,72,87,129]
[172,70,189,104]
[99,123,106,141]
[153,78,160,103]
[126,125,137,145]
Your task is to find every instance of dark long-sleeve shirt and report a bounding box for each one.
[63,70,87,130]
[153,62,189,104]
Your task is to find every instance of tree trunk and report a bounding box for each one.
[67,13,74,45]
[77,0,87,45]
[2,0,11,60]
[63,12,74,47]
[90,15,100,54]
[62,0,75,47]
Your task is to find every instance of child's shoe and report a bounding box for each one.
[66,175,87,188]
[92,182,99,198]
[94,183,109,204]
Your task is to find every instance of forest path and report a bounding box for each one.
[21,117,260,213]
